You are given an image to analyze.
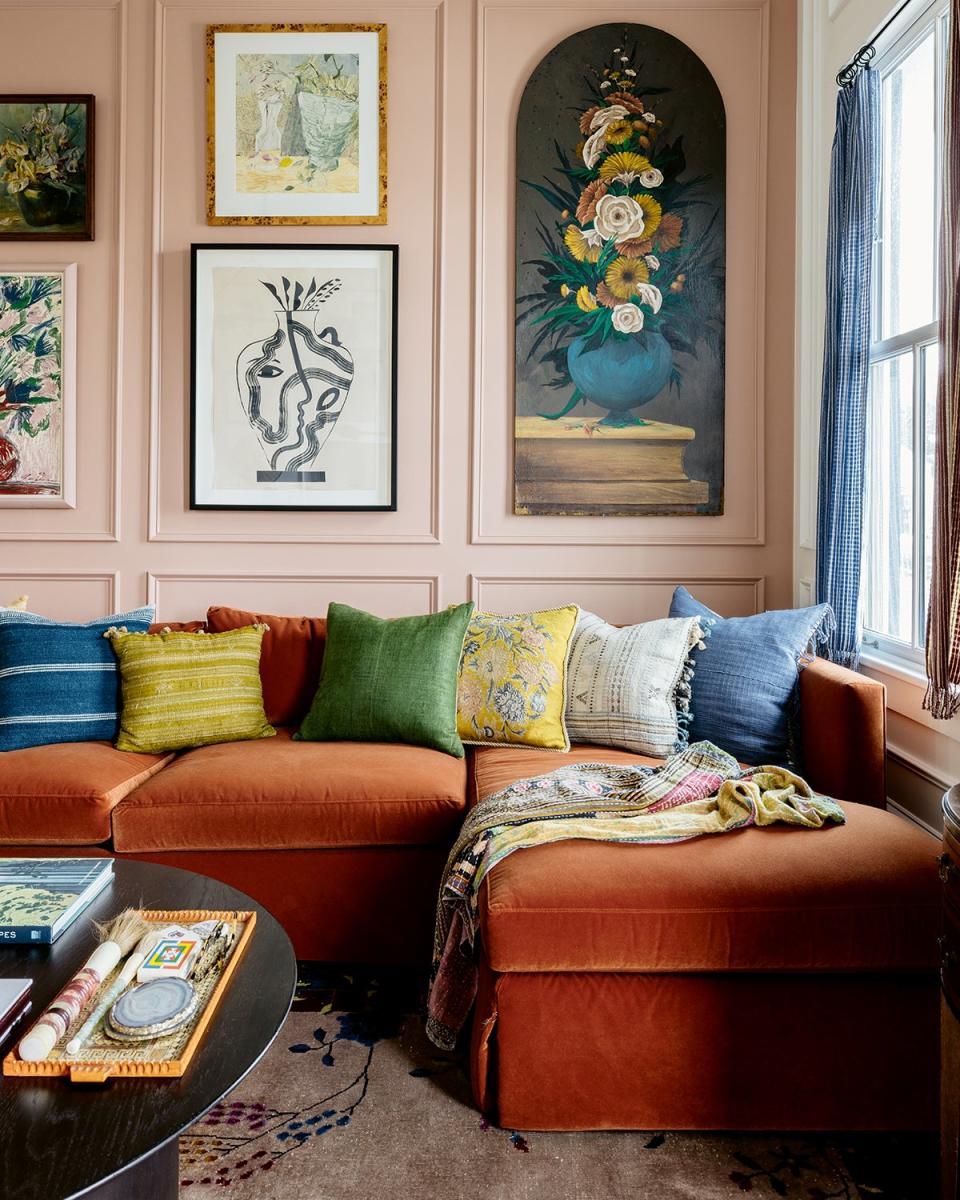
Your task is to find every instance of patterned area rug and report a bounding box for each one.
[179,967,936,1199]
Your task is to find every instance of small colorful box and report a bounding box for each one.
[137,937,202,982]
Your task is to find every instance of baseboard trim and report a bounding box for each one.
[886,797,940,838]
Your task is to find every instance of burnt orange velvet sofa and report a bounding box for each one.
[0,609,940,1131]
[468,659,941,1131]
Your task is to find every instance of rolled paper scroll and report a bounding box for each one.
[18,942,121,1062]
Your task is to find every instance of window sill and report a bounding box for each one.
[858,649,960,761]
[859,646,927,690]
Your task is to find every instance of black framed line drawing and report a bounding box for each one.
[190,243,397,511]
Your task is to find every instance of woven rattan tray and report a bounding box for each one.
[2,908,255,1082]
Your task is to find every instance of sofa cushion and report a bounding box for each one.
[0,742,172,844]
[111,728,468,852]
[206,606,326,728]
[478,800,939,974]
[469,743,661,808]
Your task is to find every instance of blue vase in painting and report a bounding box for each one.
[566,331,674,427]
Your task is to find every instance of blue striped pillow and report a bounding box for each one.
[0,607,154,751]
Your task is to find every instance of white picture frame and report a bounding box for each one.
[0,262,76,509]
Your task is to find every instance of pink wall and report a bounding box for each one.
[0,0,796,624]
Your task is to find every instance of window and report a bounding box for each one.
[861,0,948,667]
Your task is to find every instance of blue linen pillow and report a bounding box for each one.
[668,587,835,765]
[0,607,155,751]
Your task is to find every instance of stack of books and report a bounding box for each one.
[0,858,114,945]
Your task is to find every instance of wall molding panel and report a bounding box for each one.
[146,572,441,622]
[146,0,446,546]
[470,0,772,547]
[0,0,124,542]
[0,0,798,626]
[0,572,119,620]
[470,574,765,620]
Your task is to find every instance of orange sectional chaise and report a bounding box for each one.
[0,613,940,1131]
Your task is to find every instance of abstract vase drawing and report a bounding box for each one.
[235,276,354,484]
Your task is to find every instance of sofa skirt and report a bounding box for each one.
[470,961,939,1131]
[120,845,447,964]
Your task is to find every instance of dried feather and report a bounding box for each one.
[94,907,151,955]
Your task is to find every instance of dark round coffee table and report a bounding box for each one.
[0,859,296,1200]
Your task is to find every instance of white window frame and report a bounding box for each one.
[861,0,948,672]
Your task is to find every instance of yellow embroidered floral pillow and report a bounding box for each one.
[457,606,579,750]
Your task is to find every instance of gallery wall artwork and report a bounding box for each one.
[0,265,76,507]
[514,25,725,516]
[191,244,396,511]
[206,24,387,225]
[0,96,94,240]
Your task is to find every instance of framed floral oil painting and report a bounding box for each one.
[514,25,725,516]
[0,264,77,507]
[0,96,94,240]
[190,244,397,511]
[206,24,386,225]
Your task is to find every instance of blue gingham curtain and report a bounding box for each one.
[815,68,881,669]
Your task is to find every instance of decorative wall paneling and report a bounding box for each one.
[0,0,797,632]
[146,572,439,622]
[0,0,124,541]
[470,575,764,622]
[0,572,118,620]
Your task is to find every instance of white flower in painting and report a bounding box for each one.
[625,68,637,76]
[582,129,608,169]
[611,303,644,333]
[593,193,646,241]
[589,104,629,132]
[642,112,657,124]
[583,227,605,251]
[639,167,664,188]
[636,282,663,314]
[644,254,661,271]
[620,55,630,63]
[600,80,612,90]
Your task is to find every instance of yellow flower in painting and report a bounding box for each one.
[564,224,601,263]
[604,119,633,145]
[598,151,652,182]
[575,285,597,312]
[605,256,650,301]
[634,194,663,240]
[560,283,571,297]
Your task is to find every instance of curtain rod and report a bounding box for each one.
[836,0,915,87]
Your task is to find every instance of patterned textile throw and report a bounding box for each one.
[425,741,845,1050]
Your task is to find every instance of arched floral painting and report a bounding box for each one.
[514,24,725,515]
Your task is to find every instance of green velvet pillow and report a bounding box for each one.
[296,601,475,757]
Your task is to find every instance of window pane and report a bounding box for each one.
[880,30,937,339]
[863,352,914,642]
[922,342,940,630]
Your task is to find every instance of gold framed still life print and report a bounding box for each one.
[205,23,387,226]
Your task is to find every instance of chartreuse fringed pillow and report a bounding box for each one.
[456,605,580,751]
[297,602,475,757]
[106,625,275,754]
